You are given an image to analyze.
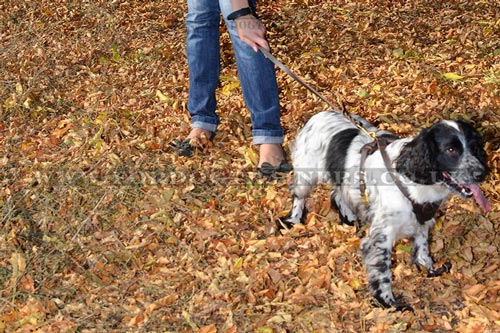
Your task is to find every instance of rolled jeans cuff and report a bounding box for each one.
[253,135,284,145]
[192,121,217,133]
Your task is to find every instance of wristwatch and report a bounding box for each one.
[227,7,255,20]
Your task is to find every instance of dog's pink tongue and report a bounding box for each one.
[469,184,490,214]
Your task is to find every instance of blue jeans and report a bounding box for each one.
[186,0,284,145]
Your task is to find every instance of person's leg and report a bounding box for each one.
[186,0,221,138]
[220,0,286,167]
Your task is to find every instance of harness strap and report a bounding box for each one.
[359,140,379,205]
[376,137,442,224]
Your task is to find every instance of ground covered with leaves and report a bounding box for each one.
[1,0,499,332]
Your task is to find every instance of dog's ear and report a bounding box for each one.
[456,119,488,166]
[395,127,438,184]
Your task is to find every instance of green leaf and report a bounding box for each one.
[111,43,121,61]
[356,89,370,98]
[396,244,412,254]
[162,189,174,202]
[392,48,404,58]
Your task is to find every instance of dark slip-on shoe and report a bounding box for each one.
[257,160,293,178]
[170,132,215,157]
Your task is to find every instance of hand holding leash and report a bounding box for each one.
[235,16,269,52]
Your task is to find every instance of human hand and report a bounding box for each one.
[234,15,270,52]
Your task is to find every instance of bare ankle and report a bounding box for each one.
[187,128,213,139]
[258,144,285,167]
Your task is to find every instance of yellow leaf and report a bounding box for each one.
[267,312,292,324]
[94,139,103,156]
[23,98,32,109]
[15,82,23,95]
[10,252,26,283]
[20,142,34,151]
[232,257,243,273]
[156,89,170,103]
[244,146,259,165]
[442,72,463,81]
[3,96,17,110]
[349,278,363,291]
[221,81,240,96]
[182,310,199,330]
[172,98,179,110]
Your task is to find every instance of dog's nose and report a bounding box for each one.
[472,167,486,182]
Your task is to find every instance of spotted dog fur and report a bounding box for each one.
[282,111,489,309]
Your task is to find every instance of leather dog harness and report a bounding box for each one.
[260,47,442,224]
[359,136,442,224]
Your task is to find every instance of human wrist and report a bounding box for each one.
[227,7,255,20]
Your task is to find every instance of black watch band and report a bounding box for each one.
[227,7,255,20]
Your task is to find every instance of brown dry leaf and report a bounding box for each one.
[127,312,148,327]
[267,268,282,284]
[196,324,217,333]
[52,123,72,139]
[464,284,487,298]
[145,294,178,315]
[19,274,36,293]
[17,297,45,330]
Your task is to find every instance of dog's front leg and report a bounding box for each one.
[411,221,434,270]
[277,179,312,229]
[411,220,452,277]
[279,167,328,229]
[361,231,397,308]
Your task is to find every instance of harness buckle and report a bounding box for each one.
[361,188,370,206]
[359,170,370,206]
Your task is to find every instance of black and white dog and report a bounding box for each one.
[281,111,490,309]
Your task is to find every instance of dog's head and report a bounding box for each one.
[396,119,490,212]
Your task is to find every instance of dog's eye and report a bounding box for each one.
[446,147,457,154]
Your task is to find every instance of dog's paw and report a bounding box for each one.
[370,295,395,309]
[276,206,308,230]
[275,217,300,230]
[427,261,452,278]
[393,303,414,313]
[371,297,414,312]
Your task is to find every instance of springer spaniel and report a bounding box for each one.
[281,111,490,309]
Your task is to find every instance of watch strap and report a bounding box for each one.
[227,7,255,20]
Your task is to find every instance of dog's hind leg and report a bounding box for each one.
[361,231,397,308]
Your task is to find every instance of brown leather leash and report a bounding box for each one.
[260,47,438,222]
[259,47,377,140]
